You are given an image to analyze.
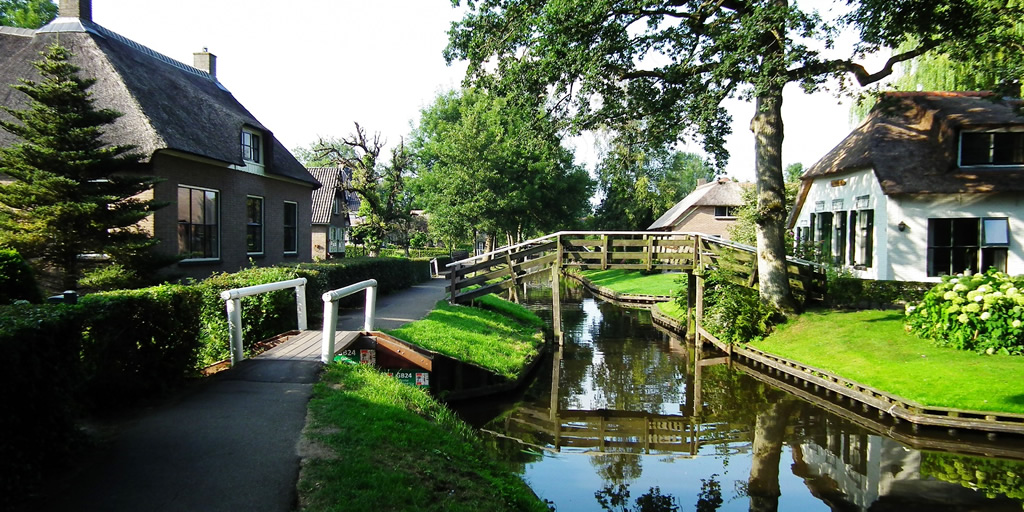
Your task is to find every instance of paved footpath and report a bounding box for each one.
[32,277,447,512]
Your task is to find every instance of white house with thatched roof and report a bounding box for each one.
[788,91,1024,282]
[0,0,321,279]
[649,177,749,239]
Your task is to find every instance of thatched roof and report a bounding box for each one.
[649,178,748,230]
[801,92,1024,193]
[308,167,360,225]
[0,17,319,188]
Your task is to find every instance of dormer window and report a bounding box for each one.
[242,128,262,164]
[960,131,1024,166]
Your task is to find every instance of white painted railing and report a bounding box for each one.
[320,279,378,364]
[220,278,308,365]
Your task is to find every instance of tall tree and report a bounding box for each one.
[446,0,1021,314]
[314,123,411,257]
[0,0,57,29]
[411,88,593,249]
[0,44,163,289]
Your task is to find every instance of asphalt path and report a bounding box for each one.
[31,277,448,512]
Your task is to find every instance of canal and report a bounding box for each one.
[452,283,1024,511]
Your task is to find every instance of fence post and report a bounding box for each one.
[449,262,459,304]
[364,285,377,331]
[225,297,244,365]
[295,282,308,331]
[321,296,338,364]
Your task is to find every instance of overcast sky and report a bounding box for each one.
[90,0,870,182]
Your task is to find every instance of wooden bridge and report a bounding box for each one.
[446,231,826,337]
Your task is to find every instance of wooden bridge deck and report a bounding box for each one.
[255,330,361,361]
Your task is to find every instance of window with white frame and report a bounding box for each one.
[960,131,1024,166]
[177,185,219,259]
[242,128,262,164]
[283,201,298,254]
[714,206,737,218]
[928,217,1009,276]
[246,196,264,254]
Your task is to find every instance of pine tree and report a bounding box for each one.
[0,43,164,289]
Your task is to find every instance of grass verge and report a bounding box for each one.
[298,364,548,512]
[655,300,686,321]
[752,309,1024,414]
[385,295,545,379]
[579,269,684,296]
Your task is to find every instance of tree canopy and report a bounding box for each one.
[445,0,1023,313]
[410,88,593,250]
[0,0,57,29]
[0,44,164,289]
[593,131,714,230]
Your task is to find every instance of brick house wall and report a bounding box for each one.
[673,206,738,238]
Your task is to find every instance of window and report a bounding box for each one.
[177,186,219,259]
[832,211,847,265]
[960,132,1024,166]
[332,196,341,215]
[928,218,1008,276]
[714,206,736,217]
[815,212,833,263]
[242,129,262,164]
[850,209,873,268]
[283,201,298,254]
[246,196,264,254]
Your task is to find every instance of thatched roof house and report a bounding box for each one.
[649,177,749,239]
[788,91,1024,282]
[0,0,321,278]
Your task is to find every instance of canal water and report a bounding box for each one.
[451,283,1024,512]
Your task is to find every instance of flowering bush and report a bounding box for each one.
[905,269,1024,355]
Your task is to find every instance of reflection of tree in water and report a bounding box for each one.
[595,484,682,512]
[592,453,643,485]
[696,474,724,512]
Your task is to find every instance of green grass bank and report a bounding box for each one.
[752,309,1024,414]
[385,294,545,379]
[298,364,548,512]
[578,269,684,297]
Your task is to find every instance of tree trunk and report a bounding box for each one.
[747,400,794,512]
[751,93,798,315]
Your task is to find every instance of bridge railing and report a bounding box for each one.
[445,230,825,306]
[320,279,378,364]
[220,278,308,365]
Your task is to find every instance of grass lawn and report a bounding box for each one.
[655,300,686,321]
[298,363,547,512]
[579,269,684,297]
[752,309,1024,414]
[385,295,545,379]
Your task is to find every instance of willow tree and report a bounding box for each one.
[446,0,1021,314]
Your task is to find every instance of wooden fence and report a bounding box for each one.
[446,231,825,306]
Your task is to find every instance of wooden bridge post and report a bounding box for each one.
[552,234,563,344]
[504,252,519,303]
[601,234,610,270]
[646,234,654,271]
[694,235,704,346]
[685,270,696,342]
[449,261,459,304]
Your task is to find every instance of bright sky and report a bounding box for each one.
[90,0,869,183]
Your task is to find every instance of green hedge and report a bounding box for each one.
[0,304,82,508]
[79,285,203,409]
[295,257,431,314]
[0,248,42,304]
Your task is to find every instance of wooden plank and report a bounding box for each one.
[372,333,433,371]
[566,239,604,247]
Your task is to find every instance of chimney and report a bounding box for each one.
[696,178,708,187]
[193,48,217,78]
[59,0,92,21]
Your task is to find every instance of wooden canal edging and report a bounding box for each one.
[562,272,673,308]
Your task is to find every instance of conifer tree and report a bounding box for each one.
[0,44,164,289]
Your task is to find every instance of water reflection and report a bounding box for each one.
[457,286,1024,511]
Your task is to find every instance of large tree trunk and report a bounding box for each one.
[751,93,798,315]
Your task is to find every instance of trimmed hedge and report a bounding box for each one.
[294,257,431,314]
[0,248,42,304]
[1,304,82,509]
[79,285,203,409]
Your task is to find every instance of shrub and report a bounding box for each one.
[0,304,82,508]
[905,269,1024,355]
[824,265,931,309]
[294,257,431,314]
[79,262,140,292]
[0,248,42,304]
[78,284,203,409]
[701,268,779,344]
